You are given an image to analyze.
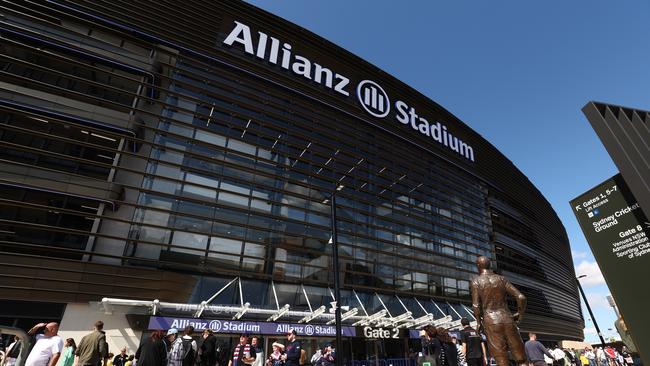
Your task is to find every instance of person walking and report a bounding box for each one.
[75,321,109,366]
[585,349,596,366]
[309,348,321,366]
[164,329,178,357]
[25,322,63,366]
[524,333,553,366]
[603,347,616,366]
[438,328,458,366]
[615,350,624,366]
[167,326,196,366]
[281,330,300,366]
[564,349,576,366]
[267,342,284,366]
[320,344,335,366]
[620,347,633,366]
[229,334,256,366]
[198,330,217,366]
[594,348,606,366]
[166,328,182,366]
[57,339,75,366]
[3,336,23,366]
[251,337,264,366]
[451,337,465,366]
[460,318,486,366]
[136,330,167,366]
[181,327,197,366]
[114,348,129,366]
[420,325,442,366]
[551,346,565,366]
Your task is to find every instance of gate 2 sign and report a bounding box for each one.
[360,326,402,339]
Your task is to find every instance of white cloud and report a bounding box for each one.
[583,293,611,310]
[575,260,606,287]
[571,249,589,261]
[583,327,596,335]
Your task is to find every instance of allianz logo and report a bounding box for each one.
[222,21,474,162]
[357,80,390,118]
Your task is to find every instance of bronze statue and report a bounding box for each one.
[470,256,527,366]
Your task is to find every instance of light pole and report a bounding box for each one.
[576,274,606,347]
[325,184,344,366]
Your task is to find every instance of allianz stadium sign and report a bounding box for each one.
[222,21,475,162]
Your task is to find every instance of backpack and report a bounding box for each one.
[181,338,196,366]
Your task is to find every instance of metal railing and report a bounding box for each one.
[0,326,31,366]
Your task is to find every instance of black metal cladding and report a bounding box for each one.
[0,0,582,340]
[582,102,650,220]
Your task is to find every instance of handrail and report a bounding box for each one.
[0,326,32,366]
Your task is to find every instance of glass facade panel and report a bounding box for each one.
[170,231,208,255]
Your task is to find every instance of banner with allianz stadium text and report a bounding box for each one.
[148,316,357,337]
[147,316,459,339]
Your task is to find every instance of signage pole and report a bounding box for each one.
[576,275,606,347]
[331,191,343,366]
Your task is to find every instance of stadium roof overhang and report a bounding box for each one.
[97,277,477,330]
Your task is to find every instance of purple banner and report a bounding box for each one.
[148,316,356,337]
[408,330,461,339]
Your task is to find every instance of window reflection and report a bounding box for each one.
[170,231,208,255]
[127,61,494,298]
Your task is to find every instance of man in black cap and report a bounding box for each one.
[281,329,301,366]
[460,317,486,366]
[229,334,256,366]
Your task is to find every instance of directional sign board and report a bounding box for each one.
[571,174,649,363]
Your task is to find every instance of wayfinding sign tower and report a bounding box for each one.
[571,174,649,363]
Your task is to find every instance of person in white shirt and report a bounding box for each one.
[585,349,596,366]
[24,322,63,366]
[4,336,22,366]
[596,348,607,366]
[310,349,322,366]
[552,346,566,366]
[251,337,264,366]
[544,353,554,366]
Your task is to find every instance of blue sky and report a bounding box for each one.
[245,1,650,343]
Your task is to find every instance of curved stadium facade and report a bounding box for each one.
[0,0,582,355]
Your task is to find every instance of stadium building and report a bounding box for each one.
[0,0,583,359]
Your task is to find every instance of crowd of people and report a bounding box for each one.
[1,321,110,366]
[0,321,326,366]
[414,319,640,366]
[417,317,487,366]
[524,332,635,366]
[0,319,640,366]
